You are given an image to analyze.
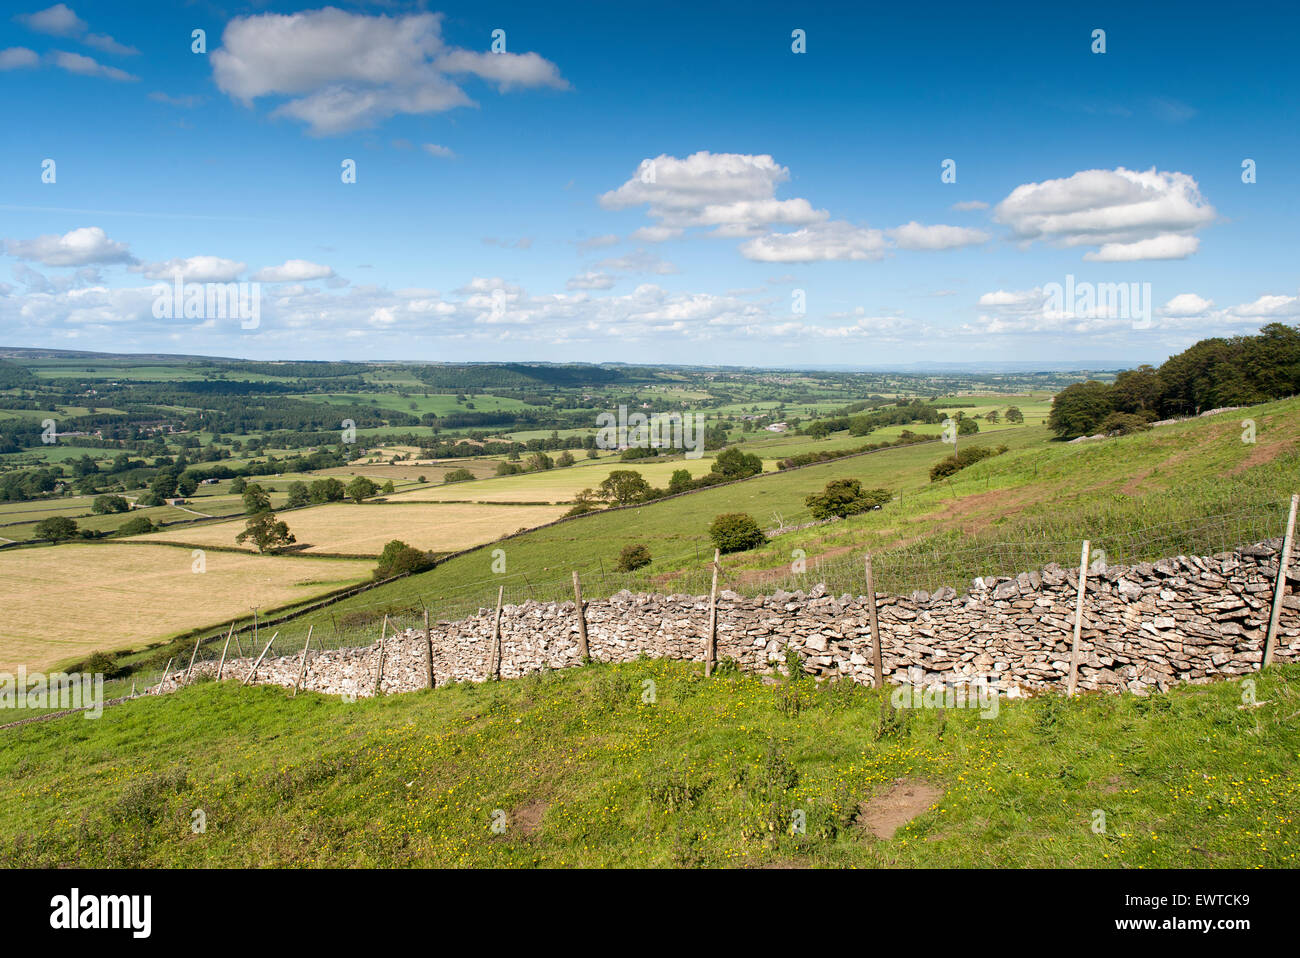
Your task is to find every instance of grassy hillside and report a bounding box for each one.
[2,659,1296,867]
[267,398,1299,647]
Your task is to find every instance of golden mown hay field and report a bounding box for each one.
[134,502,571,556]
[386,457,724,503]
[0,543,372,671]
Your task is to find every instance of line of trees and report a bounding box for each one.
[1048,323,1300,439]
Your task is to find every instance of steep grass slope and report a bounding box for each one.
[2,660,1296,867]
[275,399,1298,641]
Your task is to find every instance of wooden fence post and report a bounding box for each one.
[1263,493,1299,668]
[572,571,590,664]
[864,554,884,689]
[372,615,389,696]
[1066,540,1091,695]
[490,586,504,680]
[705,549,720,677]
[424,609,435,689]
[157,657,175,693]
[232,629,245,658]
[241,631,278,687]
[292,626,314,697]
[216,624,234,681]
[184,634,202,681]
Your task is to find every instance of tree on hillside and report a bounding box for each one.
[805,479,890,520]
[35,516,79,542]
[117,515,154,536]
[374,539,432,579]
[236,511,295,554]
[615,543,653,572]
[150,472,179,500]
[1110,364,1161,416]
[599,470,651,505]
[92,494,130,514]
[1047,381,1114,438]
[668,468,694,494]
[711,446,763,479]
[708,512,766,554]
[242,482,271,514]
[345,476,380,503]
[309,477,346,503]
[286,481,310,507]
[1004,406,1024,424]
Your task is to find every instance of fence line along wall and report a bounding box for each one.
[158,539,1299,699]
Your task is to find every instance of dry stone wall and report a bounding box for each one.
[162,540,1299,699]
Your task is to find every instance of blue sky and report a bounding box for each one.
[1,0,1297,366]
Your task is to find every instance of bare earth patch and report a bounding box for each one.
[1227,438,1296,476]
[856,779,943,840]
[511,799,548,837]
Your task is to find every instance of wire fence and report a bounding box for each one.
[137,494,1295,690]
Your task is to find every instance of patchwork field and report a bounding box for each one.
[0,491,295,542]
[134,501,571,556]
[315,459,500,483]
[387,456,725,503]
[0,543,372,671]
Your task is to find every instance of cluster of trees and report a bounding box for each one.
[374,539,434,579]
[495,449,579,476]
[0,467,61,502]
[0,444,351,506]
[32,512,154,541]
[1047,323,1300,439]
[804,407,958,440]
[563,447,766,516]
[775,431,934,470]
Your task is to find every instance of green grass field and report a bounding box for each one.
[2,659,1295,867]
[386,455,725,503]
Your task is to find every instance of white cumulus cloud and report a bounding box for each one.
[600,152,827,238]
[994,166,1215,260]
[4,226,134,267]
[211,9,566,136]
